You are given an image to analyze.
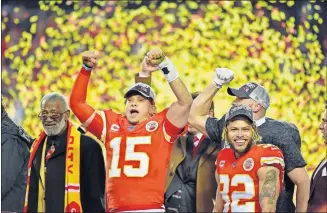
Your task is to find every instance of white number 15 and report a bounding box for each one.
[109,136,151,178]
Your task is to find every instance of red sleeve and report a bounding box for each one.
[216,151,222,174]
[163,115,184,143]
[259,145,285,172]
[258,145,285,193]
[69,67,103,139]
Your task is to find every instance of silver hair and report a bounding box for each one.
[40,92,69,111]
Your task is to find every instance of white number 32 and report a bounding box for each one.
[220,174,256,212]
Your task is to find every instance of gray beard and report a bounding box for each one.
[43,117,66,136]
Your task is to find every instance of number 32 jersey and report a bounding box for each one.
[86,108,182,212]
[216,144,285,213]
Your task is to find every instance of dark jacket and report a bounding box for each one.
[26,127,105,213]
[308,159,327,212]
[165,135,219,212]
[1,111,33,212]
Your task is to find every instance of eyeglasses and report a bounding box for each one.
[38,111,68,121]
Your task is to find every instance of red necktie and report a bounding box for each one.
[193,136,199,147]
[192,136,200,159]
[46,144,55,161]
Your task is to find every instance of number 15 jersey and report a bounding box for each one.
[86,108,182,212]
[216,144,285,212]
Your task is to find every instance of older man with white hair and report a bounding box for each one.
[23,92,105,213]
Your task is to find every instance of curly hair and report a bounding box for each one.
[222,117,262,147]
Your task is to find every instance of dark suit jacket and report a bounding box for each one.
[308,158,327,212]
[27,129,105,212]
[165,136,219,212]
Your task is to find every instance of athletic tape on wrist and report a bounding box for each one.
[158,57,179,83]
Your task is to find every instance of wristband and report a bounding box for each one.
[158,57,179,83]
[82,64,93,71]
[212,81,223,89]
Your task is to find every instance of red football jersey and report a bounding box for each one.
[86,108,181,212]
[216,144,285,213]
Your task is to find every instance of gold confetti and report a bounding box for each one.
[1,1,325,176]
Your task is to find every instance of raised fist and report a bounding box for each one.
[82,50,100,68]
[140,48,166,76]
[213,68,235,88]
[146,48,165,66]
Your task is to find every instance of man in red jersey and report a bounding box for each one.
[69,49,192,212]
[213,104,285,213]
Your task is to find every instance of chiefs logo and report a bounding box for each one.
[146,121,159,132]
[65,201,81,212]
[110,124,120,132]
[243,158,254,171]
[219,160,225,167]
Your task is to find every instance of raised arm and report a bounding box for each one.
[188,68,234,137]
[146,49,192,128]
[165,78,192,128]
[213,172,223,213]
[258,166,281,212]
[69,51,104,139]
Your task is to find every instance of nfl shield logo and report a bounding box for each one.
[128,126,135,132]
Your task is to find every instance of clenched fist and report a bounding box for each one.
[213,68,235,88]
[140,48,166,76]
[146,48,166,66]
[82,50,100,68]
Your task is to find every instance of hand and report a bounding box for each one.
[82,50,100,68]
[140,48,165,76]
[146,48,165,66]
[213,68,235,88]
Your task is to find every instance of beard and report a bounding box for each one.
[43,117,67,136]
[228,139,254,156]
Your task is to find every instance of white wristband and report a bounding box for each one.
[82,64,93,71]
[158,57,179,83]
[212,82,223,89]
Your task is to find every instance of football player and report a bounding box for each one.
[189,68,309,212]
[69,49,192,212]
[213,105,285,213]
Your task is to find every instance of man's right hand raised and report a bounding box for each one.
[213,68,235,88]
[139,49,164,77]
[82,50,100,68]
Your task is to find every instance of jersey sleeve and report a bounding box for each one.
[161,109,185,143]
[258,145,285,172]
[69,67,104,140]
[86,109,119,143]
[216,152,222,174]
[215,149,228,174]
